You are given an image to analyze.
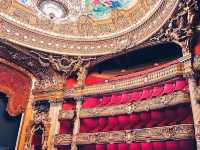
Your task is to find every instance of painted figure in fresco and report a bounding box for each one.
[17,0,32,6]
[86,0,135,20]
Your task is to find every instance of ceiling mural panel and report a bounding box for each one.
[0,0,179,56]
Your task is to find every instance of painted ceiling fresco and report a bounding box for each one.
[0,0,178,56]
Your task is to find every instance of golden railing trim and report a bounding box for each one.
[54,124,194,145]
[59,91,190,120]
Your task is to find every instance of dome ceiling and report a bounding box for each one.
[0,0,178,56]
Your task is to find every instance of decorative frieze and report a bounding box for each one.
[59,91,190,120]
[54,124,194,145]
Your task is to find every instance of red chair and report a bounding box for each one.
[163,82,175,94]
[107,144,118,150]
[140,112,151,128]
[118,114,131,130]
[166,141,180,150]
[101,96,111,106]
[175,79,187,91]
[118,144,129,150]
[130,113,141,129]
[129,143,141,150]
[141,143,153,150]
[97,117,108,132]
[164,107,178,125]
[179,140,196,150]
[141,88,153,100]
[131,91,142,102]
[146,110,165,128]
[80,118,98,133]
[121,92,130,104]
[110,94,122,105]
[96,144,107,150]
[103,116,119,131]
[152,86,163,97]
[82,97,100,108]
[177,105,191,124]
[153,141,166,150]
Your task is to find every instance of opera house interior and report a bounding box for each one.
[1,0,200,150]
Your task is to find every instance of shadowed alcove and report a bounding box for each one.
[0,92,21,150]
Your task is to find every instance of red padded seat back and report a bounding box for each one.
[107,144,118,150]
[163,82,175,94]
[82,97,100,108]
[175,79,187,91]
[152,86,163,97]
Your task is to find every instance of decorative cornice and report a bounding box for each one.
[33,59,186,100]
[54,124,194,145]
[59,91,190,120]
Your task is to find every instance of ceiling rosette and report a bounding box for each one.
[0,0,179,56]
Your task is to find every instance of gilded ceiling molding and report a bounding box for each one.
[0,0,179,56]
[54,124,194,145]
[59,91,190,120]
[0,58,33,116]
[149,0,198,55]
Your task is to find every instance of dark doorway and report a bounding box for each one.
[0,92,21,150]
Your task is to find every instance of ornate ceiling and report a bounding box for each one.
[0,0,179,56]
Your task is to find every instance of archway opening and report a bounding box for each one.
[0,92,22,149]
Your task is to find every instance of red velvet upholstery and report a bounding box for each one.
[141,143,154,150]
[118,144,129,150]
[107,144,118,150]
[130,113,141,128]
[118,114,131,130]
[101,96,111,106]
[81,118,98,132]
[59,120,73,134]
[146,110,165,128]
[163,82,175,94]
[96,144,107,150]
[140,112,151,128]
[141,88,153,100]
[121,93,130,104]
[153,141,166,150]
[164,107,178,125]
[175,79,187,91]
[130,143,141,150]
[166,141,180,150]
[103,116,119,131]
[131,90,142,102]
[152,86,163,97]
[110,94,122,105]
[194,40,200,55]
[78,104,192,133]
[179,140,196,150]
[82,97,100,108]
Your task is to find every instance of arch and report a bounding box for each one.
[0,58,33,116]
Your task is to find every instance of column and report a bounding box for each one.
[47,101,62,150]
[188,77,200,149]
[71,98,83,150]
